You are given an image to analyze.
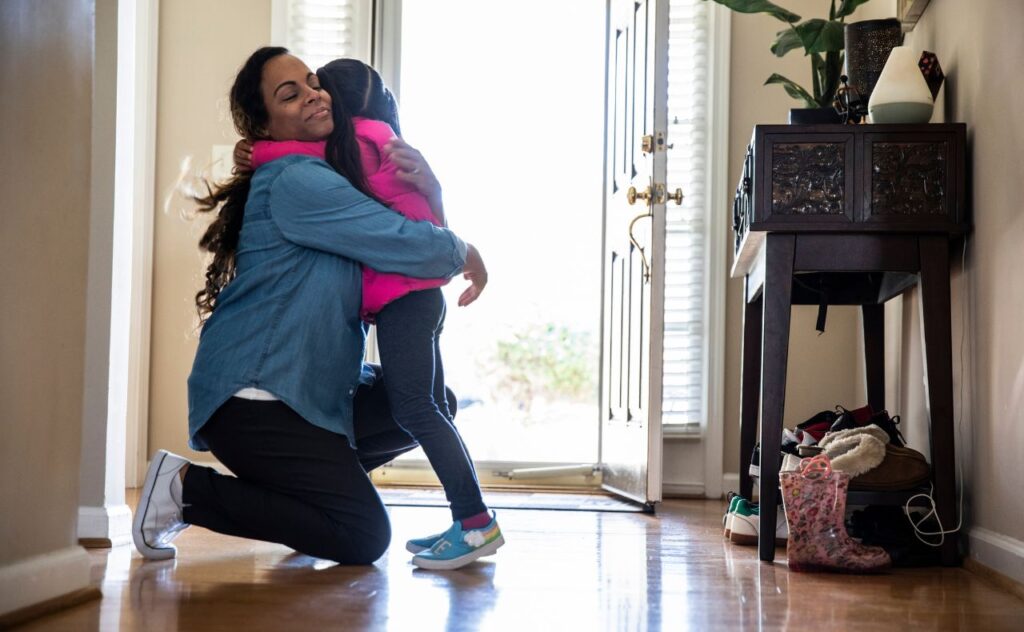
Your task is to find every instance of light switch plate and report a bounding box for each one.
[211,144,235,182]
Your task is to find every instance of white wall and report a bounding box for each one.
[898,0,1024,582]
[0,0,97,618]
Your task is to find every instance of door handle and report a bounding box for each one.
[628,209,653,284]
[664,187,684,205]
[626,185,653,206]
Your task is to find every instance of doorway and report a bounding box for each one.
[372,0,607,485]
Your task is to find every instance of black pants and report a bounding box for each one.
[181,366,457,564]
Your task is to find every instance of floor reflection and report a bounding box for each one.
[18,499,1024,631]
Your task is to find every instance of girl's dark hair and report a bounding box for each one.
[316,59,402,206]
[193,46,288,320]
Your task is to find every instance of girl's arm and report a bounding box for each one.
[270,157,466,279]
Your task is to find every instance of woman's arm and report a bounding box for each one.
[270,157,466,279]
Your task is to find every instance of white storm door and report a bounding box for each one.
[600,0,669,508]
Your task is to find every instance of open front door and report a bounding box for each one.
[600,0,670,508]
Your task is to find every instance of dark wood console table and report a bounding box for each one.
[732,123,968,566]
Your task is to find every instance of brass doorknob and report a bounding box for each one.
[627,186,653,206]
[665,187,684,205]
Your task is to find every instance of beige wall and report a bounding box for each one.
[149,0,272,459]
[0,0,93,565]
[898,0,1024,543]
[721,0,892,474]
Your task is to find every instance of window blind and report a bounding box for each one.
[275,0,373,70]
[662,0,710,428]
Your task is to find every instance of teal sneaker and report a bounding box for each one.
[405,530,445,554]
[411,512,505,570]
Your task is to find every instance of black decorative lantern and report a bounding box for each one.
[844,19,904,115]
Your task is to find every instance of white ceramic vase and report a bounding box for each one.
[868,46,934,124]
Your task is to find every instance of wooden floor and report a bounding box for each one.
[17,495,1024,631]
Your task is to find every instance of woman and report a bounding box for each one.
[131,47,485,565]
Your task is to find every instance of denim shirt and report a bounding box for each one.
[187,155,466,450]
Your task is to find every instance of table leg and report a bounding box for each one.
[739,283,763,501]
[919,236,960,566]
[758,234,795,563]
[862,303,886,413]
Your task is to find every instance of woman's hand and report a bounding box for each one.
[383,138,442,205]
[233,139,254,173]
[458,244,488,307]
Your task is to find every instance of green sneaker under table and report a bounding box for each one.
[411,512,505,570]
[723,494,744,538]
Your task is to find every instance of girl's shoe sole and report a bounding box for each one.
[411,535,505,570]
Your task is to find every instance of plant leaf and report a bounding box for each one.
[765,73,818,107]
[795,19,846,54]
[811,53,823,102]
[770,27,804,57]
[821,50,842,104]
[703,0,801,23]
[835,0,871,19]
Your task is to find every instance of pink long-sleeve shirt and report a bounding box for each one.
[251,117,448,321]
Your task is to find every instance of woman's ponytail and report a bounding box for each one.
[193,46,288,321]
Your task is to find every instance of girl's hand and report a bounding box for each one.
[233,139,254,173]
[383,138,442,204]
[458,244,488,307]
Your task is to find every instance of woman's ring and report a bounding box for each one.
[412,167,421,174]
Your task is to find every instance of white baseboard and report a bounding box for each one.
[721,473,739,498]
[968,527,1024,586]
[77,504,133,545]
[0,546,92,617]
[662,482,705,498]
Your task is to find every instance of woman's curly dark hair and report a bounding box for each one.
[192,46,287,321]
[193,50,396,321]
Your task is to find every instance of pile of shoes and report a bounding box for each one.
[846,505,943,567]
[750,405,930,491]
[734,405,936,574]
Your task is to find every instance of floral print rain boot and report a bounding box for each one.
[780,454,891,573]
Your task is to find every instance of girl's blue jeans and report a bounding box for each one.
[375,288,487,521]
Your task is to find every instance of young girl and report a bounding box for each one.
[237,58,502,570]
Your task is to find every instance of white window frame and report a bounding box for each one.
[655,1,729,500]
[702,3,730,498]
[270,0,376,67]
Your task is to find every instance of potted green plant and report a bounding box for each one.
[705,0,872,123]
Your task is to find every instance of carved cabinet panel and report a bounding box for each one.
[862,133,961,225]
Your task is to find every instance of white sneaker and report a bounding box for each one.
[729,507,789,547]
[132,449,190,560]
